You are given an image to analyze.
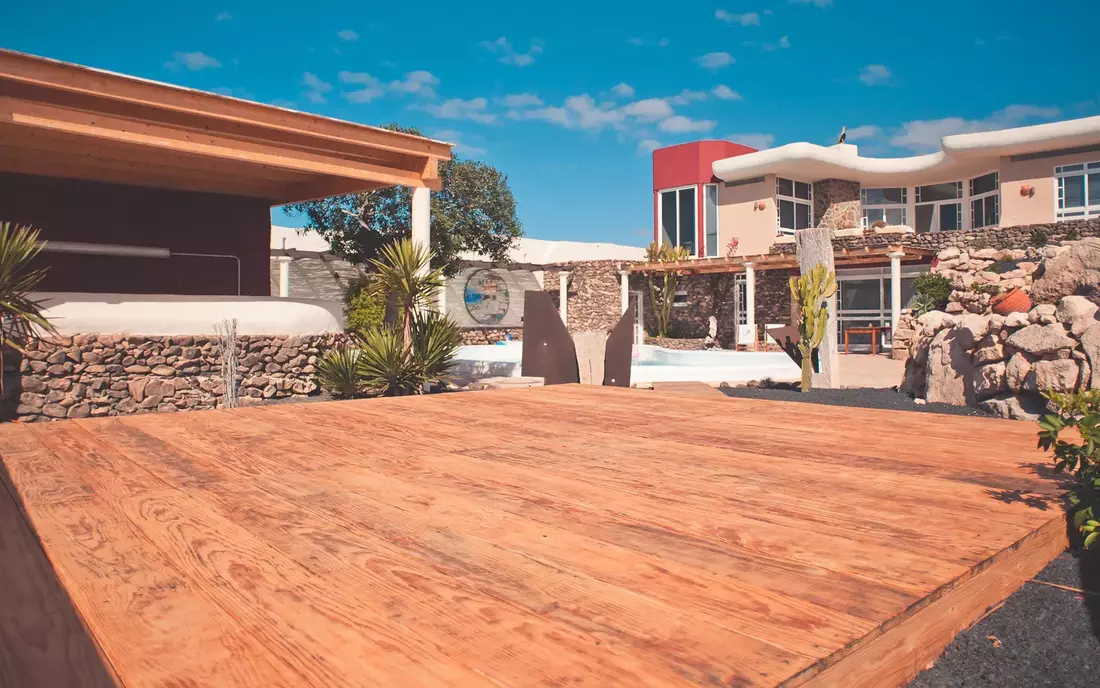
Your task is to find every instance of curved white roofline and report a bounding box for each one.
[712,115,1100,186]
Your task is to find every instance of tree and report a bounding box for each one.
[284,124,522,275]
[641,242,690,338]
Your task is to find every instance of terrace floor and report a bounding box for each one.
[0,385,1069,687]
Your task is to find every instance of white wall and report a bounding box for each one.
[35,292,344,336]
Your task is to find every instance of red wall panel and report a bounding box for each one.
[0,173,271,296]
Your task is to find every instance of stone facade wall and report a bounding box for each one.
[11,333,345,422]
[460,328,522,345]
[771,217,1100,255]
[543,260,625,334]
[813,179,861,230]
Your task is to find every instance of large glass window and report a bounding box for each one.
[915,181,963,232]
[704,184,719,257]
[658,186,697,254]
[836,266,928,351]
[861,187,907,228]
[1056,161,1100,220]
[776,177,812,234]
[969,172,999,228]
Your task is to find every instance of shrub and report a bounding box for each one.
[972,282,1001,295]
[909,293,938,317]
[0,221,56,389]
[344,277,386,335]
[1029,227,1049,247]
[969,236,989,250]
[1038,390,1100,548]
[912,273,952,312]
[1066,227,1081,241]
[316,345,363,398]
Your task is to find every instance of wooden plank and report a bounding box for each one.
[650,381,725,396]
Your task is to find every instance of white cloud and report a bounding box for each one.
[480,37,544,67]
[728,133,774,149]
[695,52,734,69]
[433,129,487,157]
[508,94,625,131]
[337,29,359,41]
[790,0,833,7]
[638,139,662,154]
[715,10,760,26]
[889,105,1061,152]
[423,97,496,125]
[658,115,716,133]
[667,89,708,105]
[509,106,572,127]
[164,51,222,71]
[844,124,882,141]
[338,71,384,103]
[627,37,669,47]
[302,72,333,103]
[214,12,232,21]
[389,70,439,98]
[859,64,892,86]
[712,85,742,101]
[623,98,674,121]
[499,93,543,108]
[611,83,635,98]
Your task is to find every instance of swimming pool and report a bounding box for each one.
[452,341,800,385]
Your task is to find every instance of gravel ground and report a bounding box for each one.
[908,551,1099,687]
[719,385,992,417]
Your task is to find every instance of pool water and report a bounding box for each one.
[453,342,800,385]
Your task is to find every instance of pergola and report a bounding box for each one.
[627,243,934,341]
[0,48,451,261]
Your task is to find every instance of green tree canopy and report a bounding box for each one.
[285,124,522,275]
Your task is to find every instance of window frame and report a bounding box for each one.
[657,185,699,254]
[1054,161,1100,220]
[703,183,720,257]
[968,171,1000,229]
[860,187,908,228]
[915,181,964,233]
[775,177,813,235]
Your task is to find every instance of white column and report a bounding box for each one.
[411,186,431,274]
[559,271,570,327]
[744,262,756,350]
[889,251,904,335]
[437,275,447,314]
[620,271,630,314]
[276,256,292,298]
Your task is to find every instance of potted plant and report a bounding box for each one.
[990,287,1031,315]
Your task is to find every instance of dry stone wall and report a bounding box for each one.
[459,328,522,345]
[542,260,625,334]
[11,333,345,422]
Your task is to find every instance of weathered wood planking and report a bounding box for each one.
[0,385,1067,687]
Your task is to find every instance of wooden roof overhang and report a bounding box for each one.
[0,49,452,204]
[627,244,934,275]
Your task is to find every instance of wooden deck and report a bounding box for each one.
[0,385,1068,687]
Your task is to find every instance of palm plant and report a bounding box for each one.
[316,345,363,398]
[357,326,425,396]
[641,241,691,338]
[0,222,54,390]
[410,310,463,384]
[367,239,445,351]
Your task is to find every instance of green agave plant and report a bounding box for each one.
[315,345,363,398]
[410,309,463,384]
[0,221,55,390]
[357,325,427,396]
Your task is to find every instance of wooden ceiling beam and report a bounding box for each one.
[0,97,428,188]
[278,177,392,205]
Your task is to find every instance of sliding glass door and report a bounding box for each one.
[836,266,925,350]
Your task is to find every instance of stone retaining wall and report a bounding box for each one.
[11,333,345,422]
[460,328,522,345]
[543,260,625,334]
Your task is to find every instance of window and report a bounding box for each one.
[1055,161,1100,220]
[915,181,963,233]
[703,184,719,257]
[835,266,928,351]
[969,172,999,228]
[776,177,812,234]
[673,290,689,308]
[658,186,697,254]
[860,187,907,228]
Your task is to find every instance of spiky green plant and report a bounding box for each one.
[357,325,425,396]
[642,241,691,338]
[367,238,444,351]
[411,310,463,384]
[0,222,55,390]
[316,345,363,398]
[789,264,837,392]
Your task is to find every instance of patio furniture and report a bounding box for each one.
[844,325,887,354]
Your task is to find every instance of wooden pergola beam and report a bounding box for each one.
[627,244,932,274]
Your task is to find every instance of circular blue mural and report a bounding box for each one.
[463,269,510,325]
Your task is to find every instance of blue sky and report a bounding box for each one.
[3,1,1098,246]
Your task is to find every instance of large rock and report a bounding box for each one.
[924,329,975,406]
[1081,322,1100,389]
[1003,311,1030,329]
[973,361,1007,399]
[980,393,1047,421]
[1004,323,1076,355]
[917,311,956,333]
[952,314,989,350]
[1005,352,1033,393]
[1055,295,1099,336]
[1027,359,1082,394]
[1030,237,1100,305]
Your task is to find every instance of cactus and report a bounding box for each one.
[788,264,838,392]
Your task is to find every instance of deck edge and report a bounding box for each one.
[779,512,1069,688]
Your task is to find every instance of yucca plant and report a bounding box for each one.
[641,241,691,337]
[411,310,463,385]
[357,325,426,396]
[0,222,55,391]
[367,238,445,351]
[316,345,363,398]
